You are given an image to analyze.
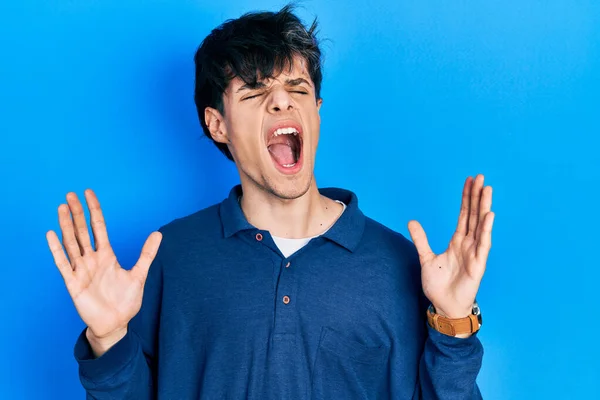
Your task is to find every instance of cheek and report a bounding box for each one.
[230,125,264,159]
[307,114,320,149]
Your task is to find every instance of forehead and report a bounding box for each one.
[228,55,312,91]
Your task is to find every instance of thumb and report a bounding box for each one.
[131,231,163,284]
[408,220,434,263]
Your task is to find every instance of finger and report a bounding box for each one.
[46,230,75,283]
[476,186,493,241]
[455,176,473,236]
[476,212,495,264]
[84,189,111,250]
[58,204,82,264]
[66,192,93,255]
[407,220,435,264]
[131,231,163,283]
[467,174,484,237]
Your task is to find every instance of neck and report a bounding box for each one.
[239,180,342,239]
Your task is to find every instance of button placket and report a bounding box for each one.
[273,258,298,335]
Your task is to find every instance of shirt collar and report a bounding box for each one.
[219,185,365,252]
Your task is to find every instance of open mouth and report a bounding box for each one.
[266,125,303,173]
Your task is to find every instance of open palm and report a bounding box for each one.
[46,189,162,339]
[408,174,495,318]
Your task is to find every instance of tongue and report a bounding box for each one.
[268,144,295,166]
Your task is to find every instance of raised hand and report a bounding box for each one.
[408,174,495,319]
[46,189,162,354]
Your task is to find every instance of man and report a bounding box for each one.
[46,5,494,399]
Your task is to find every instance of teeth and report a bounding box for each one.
[273,127,299,136]
[282,163,297,168]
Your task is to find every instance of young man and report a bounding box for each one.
[47,5,494,399]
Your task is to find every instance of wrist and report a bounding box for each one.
[454,332,473,339]
[433,305,472,319]
[86,326,128,358]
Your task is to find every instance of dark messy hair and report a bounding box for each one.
[193,4,323,161]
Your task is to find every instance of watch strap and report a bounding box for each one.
[426,308,480,336]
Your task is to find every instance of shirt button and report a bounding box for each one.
[283,295,290,304]
[255,233,263,241]
[285,262,291,268]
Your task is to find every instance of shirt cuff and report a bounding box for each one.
[74,327,139,382]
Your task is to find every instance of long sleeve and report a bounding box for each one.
[73,235,165,399]
[405,241,484,400]
[414,326,483,399]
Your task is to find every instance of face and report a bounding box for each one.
[205,55,323,200]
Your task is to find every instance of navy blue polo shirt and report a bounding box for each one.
[74,185,483,399]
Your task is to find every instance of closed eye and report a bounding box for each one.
[243,93,263,101]
[243,91,308,101]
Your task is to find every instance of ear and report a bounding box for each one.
[204,107,229,144]
[317,98,323,123]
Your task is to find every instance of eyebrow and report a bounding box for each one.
[236,77,313,93]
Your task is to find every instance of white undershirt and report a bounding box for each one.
[272,200,346,258]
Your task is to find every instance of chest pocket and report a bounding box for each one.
[310,327,390,400]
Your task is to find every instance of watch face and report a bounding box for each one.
[473,302,482,326]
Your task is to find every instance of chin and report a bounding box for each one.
[264,171,314,200]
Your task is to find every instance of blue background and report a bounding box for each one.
[2,1,599,398]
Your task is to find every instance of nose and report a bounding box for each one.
[267,86,295,113]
